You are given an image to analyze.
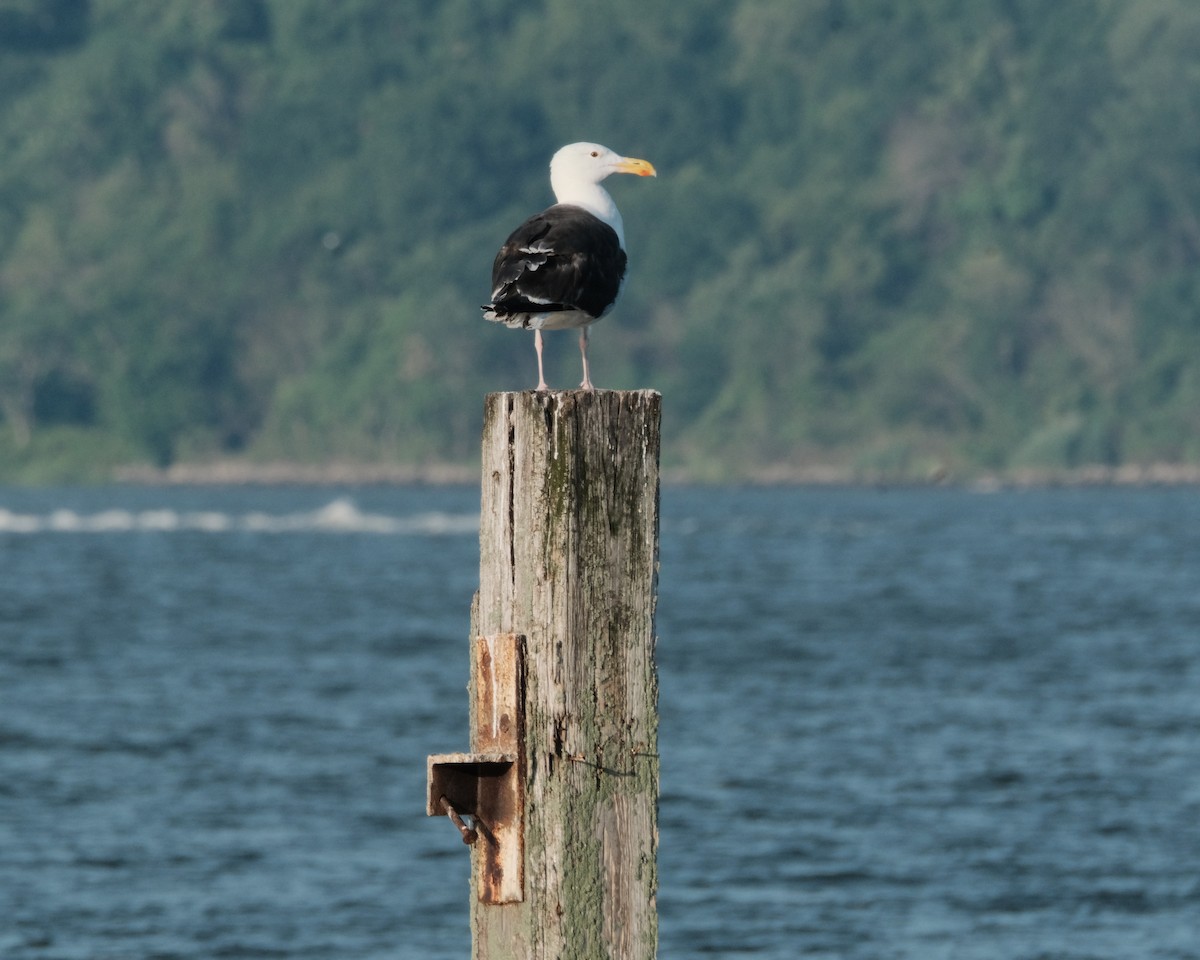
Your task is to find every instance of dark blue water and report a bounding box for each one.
[2,486,1198,959]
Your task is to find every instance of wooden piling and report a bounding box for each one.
[472,389,661,960]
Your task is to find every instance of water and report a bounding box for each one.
[1,485,1198,959]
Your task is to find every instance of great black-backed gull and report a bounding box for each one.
[482,142,656,391]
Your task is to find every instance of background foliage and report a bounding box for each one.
[2,0,1199,481]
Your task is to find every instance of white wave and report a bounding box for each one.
[0,508,41,533]
[0,497,478,536]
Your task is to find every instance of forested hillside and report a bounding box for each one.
[3,0,1200,482]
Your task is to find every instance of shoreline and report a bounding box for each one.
[111,461,479,486]
[109,459,1200,489]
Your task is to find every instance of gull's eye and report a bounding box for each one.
[590,150,599,157]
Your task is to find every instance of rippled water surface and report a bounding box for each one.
[2,485,1198,958]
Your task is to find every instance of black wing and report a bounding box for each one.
[486,205,627,320]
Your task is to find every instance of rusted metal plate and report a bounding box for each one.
[472,633,524,904]
[425,633,525,904]
[474,632,523,753]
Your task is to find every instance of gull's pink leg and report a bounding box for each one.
[535,329,549,392]
[579,326,594,391]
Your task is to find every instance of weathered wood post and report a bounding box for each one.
[429,389,660,960]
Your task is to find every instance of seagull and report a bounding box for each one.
[482,142,656,391]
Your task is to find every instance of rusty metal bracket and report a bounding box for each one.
[426,633,525,904]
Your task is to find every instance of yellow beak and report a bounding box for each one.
[616,157,657,177]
